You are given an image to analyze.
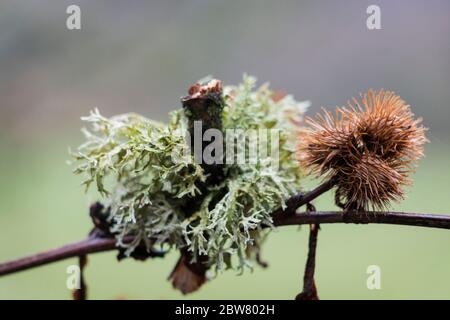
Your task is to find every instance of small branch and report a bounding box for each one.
[1,211,449,277]
[296,224,320,300]
[272,211,450,229]
[182,78,225,183]
[271,179,336,216]
[0,236,131,276]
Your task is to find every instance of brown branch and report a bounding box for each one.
[272,211,450,229]
[296,224,320,300]
[0,236,130,276]
[271,179,336,215]
[1,210,449,277]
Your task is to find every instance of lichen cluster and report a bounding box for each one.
[73,75,309,272]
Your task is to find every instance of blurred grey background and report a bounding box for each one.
[2,0,450,138]
[0,0,449,299]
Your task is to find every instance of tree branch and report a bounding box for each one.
[1,210,449,277]
[272,211,450,229]
[271,179,336,215]
[296,224,320,300]
[0,236,130,276]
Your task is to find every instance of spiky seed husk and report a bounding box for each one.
[335,155,408,210]
[298,89,427,211]
[349,90,426,164]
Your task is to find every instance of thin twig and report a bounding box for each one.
[0,236,131,276]
[271,179,336,215]
[272,211,450,229]
[72,255,87,300]
[1,211,449,277]
[296,224,320,300]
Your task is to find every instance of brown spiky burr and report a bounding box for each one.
[297,89,427,211]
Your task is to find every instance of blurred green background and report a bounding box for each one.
[0,0,449,299]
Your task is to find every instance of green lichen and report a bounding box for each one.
[72,75,309,272]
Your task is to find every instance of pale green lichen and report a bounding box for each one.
[72,75,309,272]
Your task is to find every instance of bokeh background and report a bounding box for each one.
[1,0,449,299]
